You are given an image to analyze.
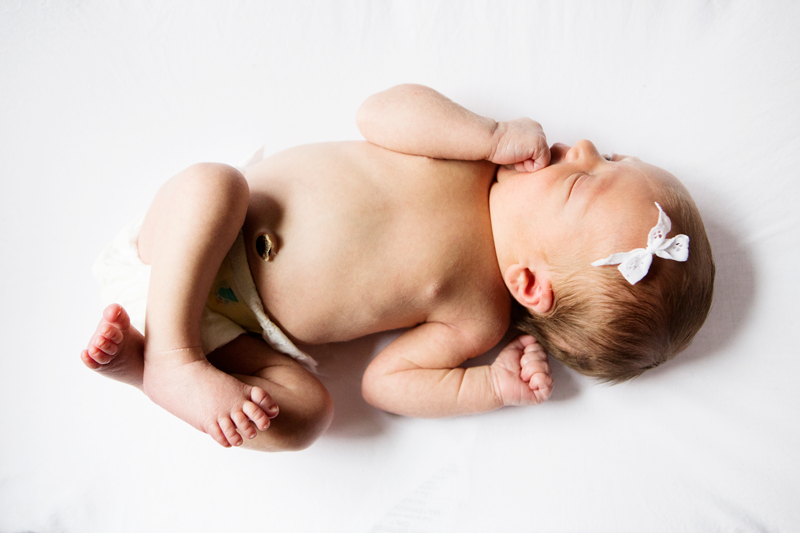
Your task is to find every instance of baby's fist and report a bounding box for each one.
[519,339,553,402]
[491,335,553,406]
[489,118,551,172]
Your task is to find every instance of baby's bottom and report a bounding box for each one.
[83,304,333,451]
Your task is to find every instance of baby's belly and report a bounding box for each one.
[240,154,415,342]
[241,141,496,345]
[245,224,429,345]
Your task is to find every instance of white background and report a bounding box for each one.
[1,1,798,531]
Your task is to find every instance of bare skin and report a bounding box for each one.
[82,84,574,449]
[81,303,144,389]
[82,143,553,444]
[83,304,553,414]
[83,85,684,450]
[82,304,273,444]
[82,304,333,450]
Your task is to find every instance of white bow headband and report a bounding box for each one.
[591,202,689,285]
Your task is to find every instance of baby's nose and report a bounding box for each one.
[566,139,602,162]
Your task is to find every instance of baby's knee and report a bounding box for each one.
[279,380,334,451]
[179,162,248,204]
[245,374,334,452]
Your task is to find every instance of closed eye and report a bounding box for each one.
[567,173,587,201]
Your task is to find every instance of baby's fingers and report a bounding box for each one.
[514,154,551,174]
[530,373,554,402]
[530,141,551,171]
[521,341,547,362]
[520,359,550,382]
[515,160,536,173]
[507,335,538,352]
[520,342,550,382]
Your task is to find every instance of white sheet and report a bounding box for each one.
[1,1,798,531]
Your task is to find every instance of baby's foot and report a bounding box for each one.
[81,304,145,388]
[143,352,278,448]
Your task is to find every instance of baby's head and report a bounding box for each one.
[489,141,714,382]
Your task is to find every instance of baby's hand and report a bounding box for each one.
[490,335,553,406]
[489,118,551,172]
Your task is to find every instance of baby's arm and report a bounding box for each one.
[361,323,552,418]
[356,83,550,171]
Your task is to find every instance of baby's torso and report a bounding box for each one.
[240,141,510,346]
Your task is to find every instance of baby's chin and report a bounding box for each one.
[493,165,520,182]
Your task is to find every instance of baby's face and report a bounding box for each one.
[490,140,682,270]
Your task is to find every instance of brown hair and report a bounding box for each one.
[514,186,715,383]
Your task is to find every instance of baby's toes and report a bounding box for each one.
[99,323,124,344]
[249,386,279,419]
[205,421,232,448]
[88,335,117,364]
[103,303,131,329]
[80,349,102,370]
[232,410,257,439]
[243,400,272,431]
[218,417,244,447]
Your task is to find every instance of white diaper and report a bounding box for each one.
[91,216,317,372]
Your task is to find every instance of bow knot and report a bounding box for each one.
[591,203,689,285]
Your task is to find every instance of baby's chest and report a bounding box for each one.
[243,148,502,341]
[253,195,496,341]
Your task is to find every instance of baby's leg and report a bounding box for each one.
[207,335,333,451]
[134,163,275,448]
[81,305,331,450]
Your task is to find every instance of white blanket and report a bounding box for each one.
[1,1,797,531]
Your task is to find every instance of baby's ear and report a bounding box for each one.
[504,264,554,314]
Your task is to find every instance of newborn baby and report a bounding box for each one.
[81,84,714,451]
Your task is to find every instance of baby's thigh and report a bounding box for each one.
[207,334,333,451]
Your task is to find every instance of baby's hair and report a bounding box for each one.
[514,185,715,383]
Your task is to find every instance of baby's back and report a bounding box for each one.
[241,141,510,347]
